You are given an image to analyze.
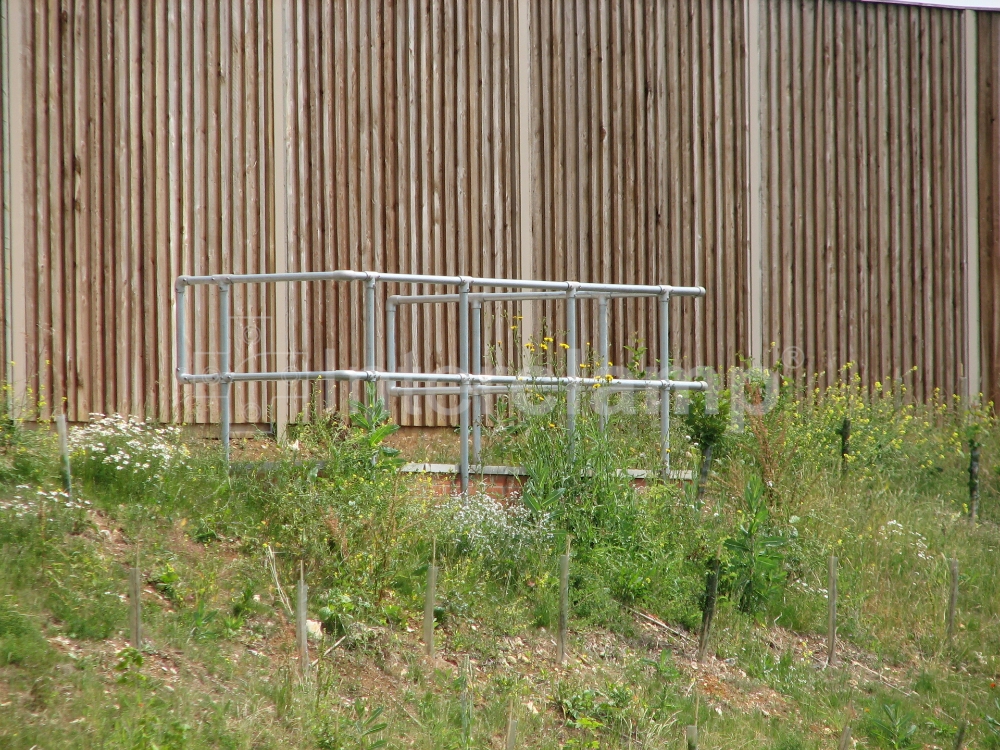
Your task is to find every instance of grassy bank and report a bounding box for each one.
[0,376,998,749]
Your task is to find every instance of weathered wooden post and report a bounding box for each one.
[947,557,959,642]
[697,558,721,663]
[685,725,698,750]
[837,725,852,750]
[557,536,571,664]
[424,541,438,657]
[968,439,980,523]
[129,548,142,649]
[56,414,73,500]
[296,560,309,677]
[827,555,838,667]
[838,417,851,474]
[953,721,967,750]
[504,699,517,750]
[696,444,714,502]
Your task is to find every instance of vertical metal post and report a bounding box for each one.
[597,294,609,430]
[566,287,578,450]
[658,291,670,474]
[386,301,397,396]
[365,278,377,404]
[175,283,186,379]
[219,282,231,464]
[472,301,482,465]
[459,282,471,493]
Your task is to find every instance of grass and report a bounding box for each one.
[0,371,998,749]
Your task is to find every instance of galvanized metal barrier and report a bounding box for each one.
[174,271,707,491]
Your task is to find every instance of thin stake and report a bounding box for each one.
[129,547,142,649]
[968,440,980,523]
[953,721,967,750]
[839,417,851,474]
[460,655,472,749]
[947,557,959,642]
[505,699,517,750]
[424,542,438,657]
[686,725,698,750]
[557,536,571,664]
[697,558,721,662]
[296,560,309,677]
[837,725,853,750]
[696,443,714,502]
[827,554,838,667]
[55,414,73,500]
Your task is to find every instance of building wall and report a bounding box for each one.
[5,0,999,427]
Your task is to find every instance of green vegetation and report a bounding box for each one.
[0,370,998,749]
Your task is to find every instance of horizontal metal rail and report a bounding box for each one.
[175,270,707,491]
[176,270,706,297]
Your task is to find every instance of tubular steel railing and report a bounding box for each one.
[175,271,707,491]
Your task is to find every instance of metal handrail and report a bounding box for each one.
[175,270,707,491]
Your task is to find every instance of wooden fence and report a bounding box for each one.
[4,0,1000,428]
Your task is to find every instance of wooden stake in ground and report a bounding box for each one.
[827,554,838,667]
[953,721,967,750]
[837,725,852,750]
[504,699,517,750]
[686,725,698,750]
[696,443,714,502]
[557,536,571,664]
[697,558,721,662]
[55,414,73,500]
[424,540,438,657]
[838,417,851,474]
[460,655,472,749]
[968,440,980,523]
[129,548,142,649]
[296,560,309,677]
[947,557,959,642]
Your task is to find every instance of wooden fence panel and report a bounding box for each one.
[281,0,519,427]
[17,0,274,425]
[758,0,968,401]
[529,0,749,378]
[981,13,1000,408]
[8,0,999,429]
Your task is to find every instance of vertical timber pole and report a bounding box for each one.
[516,0,534,340]
[658,290,671,475]
[219,282,231,463]
[746,0,764,366]
[597,295,609,430]
[964,10,980,403]
[459,281,471,493]
[566,286,578,452]
[472,300,482,465]
[5,0,27,415]
[271,0,290,440]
